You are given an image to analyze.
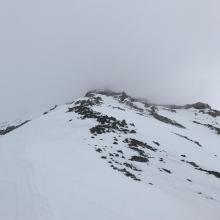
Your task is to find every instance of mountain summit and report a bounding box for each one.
[0,90,219,220]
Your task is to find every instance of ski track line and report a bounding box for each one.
[0,145,52,220]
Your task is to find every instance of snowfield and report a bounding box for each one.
[0,90,219,220]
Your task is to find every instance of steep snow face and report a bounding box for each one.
[0,90,219,220]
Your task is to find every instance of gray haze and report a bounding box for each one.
[0,0,220,121]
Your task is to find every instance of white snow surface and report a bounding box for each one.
[0,91,219,220]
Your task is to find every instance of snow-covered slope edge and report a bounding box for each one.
[0,89,219,220]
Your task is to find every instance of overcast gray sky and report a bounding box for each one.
[0,0,219,121]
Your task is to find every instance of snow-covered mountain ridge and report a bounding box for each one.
[0,89,219,220]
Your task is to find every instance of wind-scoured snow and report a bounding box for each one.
[0,90,219,220]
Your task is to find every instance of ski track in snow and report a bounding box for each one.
[0,143,52,220]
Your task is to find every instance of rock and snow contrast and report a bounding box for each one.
[0,89,219,220]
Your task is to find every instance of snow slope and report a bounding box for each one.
[0,90,219,220]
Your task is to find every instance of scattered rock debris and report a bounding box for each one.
[67,90,220,190]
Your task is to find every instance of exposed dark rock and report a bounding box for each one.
[196,192,214,200]
[193,121,220,135]
[207,110,220,118]
[119,168,141,181]
[68,97,135,136]
[184,160,220,179]
[68,90,220,185]
[68,105,100,120]
[43,105,57,116]
[110,164,141,181]
[185,161,199,168]
[117,150,123,154]
[68,96,103,115]
[130,156,148,163]
[164,102,220,118]
[159,158,164,162]
[85,89,123,98]
[96,148,102,153]
[161,168,172,174]
[153,141,160,146]
[172,132,202,147]
[128,146,146,157]
[150,107,185,129]
[0,120,30,135]
[184,102,211,110]
[123,162,141,171]
[85,89,148,107]
[90,116,131,135]
[183,102,220,118]
[124,138,157,152]
[49,105,58,111]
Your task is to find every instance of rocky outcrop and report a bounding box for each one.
[0,120,30,135]
[184,102,211,110]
